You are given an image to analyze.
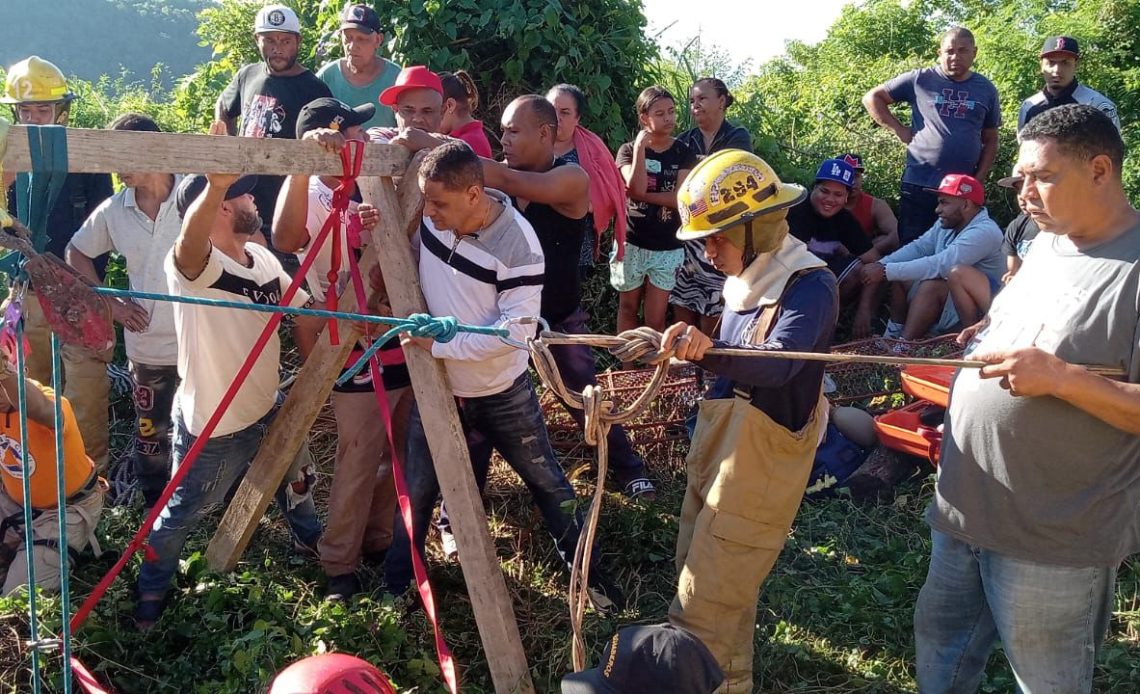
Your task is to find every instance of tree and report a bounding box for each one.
[170,0,656,145]
[732,0,1140,225]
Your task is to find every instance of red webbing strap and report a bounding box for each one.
[70,656,114,694]
[347,250,459,693]
[322,140,365,347]
[67,195,352,692]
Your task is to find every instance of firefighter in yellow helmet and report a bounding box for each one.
[657,150,840,692]
[1,56,77,125]
[1,57,114,475]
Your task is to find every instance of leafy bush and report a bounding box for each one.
[727,0,1140,226]
[167,0,656,144]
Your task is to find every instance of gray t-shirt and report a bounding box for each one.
[929,224,1140,567]
[886,67,1001,187]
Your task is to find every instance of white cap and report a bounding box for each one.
[254,4,301,35]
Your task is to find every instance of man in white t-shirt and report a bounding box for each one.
[66,113,181,512]
[133,173,322,630]
[274,97,413,601]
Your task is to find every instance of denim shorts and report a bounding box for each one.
[609,242,684,293]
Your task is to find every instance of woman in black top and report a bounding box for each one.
[670,78,753,335]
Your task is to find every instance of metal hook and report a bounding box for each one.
[496,315,549,349]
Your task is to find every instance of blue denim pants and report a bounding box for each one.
[137,402,323,596]
[129,362,180,510]
[384,373,588,594]
[914,530,1117,694]
[898,182,940,246]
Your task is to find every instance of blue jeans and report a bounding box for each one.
[914,530,1117,694]
[137,403,322,596]
[899,182,940,245]
[129,362,179,509]
[385,373,590,594]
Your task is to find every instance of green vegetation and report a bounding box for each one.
[2,0,1140,691]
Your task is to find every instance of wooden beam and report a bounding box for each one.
[359,174,536,694]
[1,125,410,176]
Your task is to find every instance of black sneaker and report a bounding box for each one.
[614,467,657,502]
[324,573,361,602]
[585,570,626,615]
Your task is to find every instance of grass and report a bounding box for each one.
[4,422,1138,693]
[1,271,1138,692]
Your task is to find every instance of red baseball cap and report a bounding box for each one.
[925,173,984,206]
[379,66,443,107]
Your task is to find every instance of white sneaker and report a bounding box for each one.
[440,527,459,561]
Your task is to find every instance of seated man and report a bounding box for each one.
[0,345,104,596]
[133,173,322,629]
[840,153,899,255]
[861,174,1003,340]
[787,157,881,337]
[944,166,1042,331]
[383,141,621,611]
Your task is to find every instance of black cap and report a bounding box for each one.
[295,97,376,138]
[1040,36,1080,58]
[560,624,724,694]
[340,4,382,34]
[175,174,258,218]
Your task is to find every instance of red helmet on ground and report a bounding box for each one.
[269,653,397,694]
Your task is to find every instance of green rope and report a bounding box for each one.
[14,320,43,694]
[51,334,73,692]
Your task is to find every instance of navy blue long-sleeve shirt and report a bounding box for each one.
[699,268,838,431]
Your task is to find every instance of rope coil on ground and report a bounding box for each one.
[528,327,676,671]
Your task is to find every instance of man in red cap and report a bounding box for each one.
[861,173,1003,340]
[1018,36,1119,134]
[368,65,445,141]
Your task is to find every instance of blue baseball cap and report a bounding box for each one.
[815,158,856,189]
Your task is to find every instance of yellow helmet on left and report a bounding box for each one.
[2,56,76,107]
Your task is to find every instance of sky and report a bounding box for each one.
[642,0,854,71]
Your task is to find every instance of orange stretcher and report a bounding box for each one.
[899,365,955,409]
[874,400,943,466]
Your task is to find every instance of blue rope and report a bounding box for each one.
[14,320,43,694]
[92,288,506,339]
[50,334,73,692]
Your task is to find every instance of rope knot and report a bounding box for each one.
[407,313,459,343]
[611,327,673,366]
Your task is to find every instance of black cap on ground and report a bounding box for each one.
[560,623,724,694]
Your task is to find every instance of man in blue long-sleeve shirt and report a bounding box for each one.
[861,173,1004,340]
[657,150,838,692]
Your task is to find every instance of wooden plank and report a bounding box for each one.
[1,125,410,176]
[359,174,536,694]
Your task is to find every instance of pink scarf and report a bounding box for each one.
[572,125,628,260]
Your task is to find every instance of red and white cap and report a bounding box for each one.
[925,173,985,206]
